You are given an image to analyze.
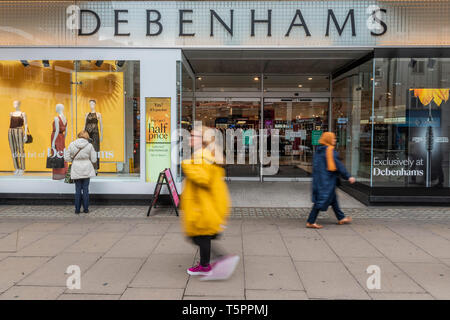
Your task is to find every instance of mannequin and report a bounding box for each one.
[50,104,68,180]
[84,99,102,171]
[8,100,27,175]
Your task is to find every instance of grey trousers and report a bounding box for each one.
[8,128,25,170]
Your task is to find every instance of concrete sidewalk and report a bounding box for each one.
[0,212,449,300]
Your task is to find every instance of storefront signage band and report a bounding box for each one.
[75,8,387,38]
[1,1,448,47]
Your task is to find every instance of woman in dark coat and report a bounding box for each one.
[307,132,355,229]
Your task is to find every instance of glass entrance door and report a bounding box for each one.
[263,98,329,178]
[195,98,261,179]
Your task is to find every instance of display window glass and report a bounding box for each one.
[332,60,373,186]
[0,60,140,179]
[372,57,450,188]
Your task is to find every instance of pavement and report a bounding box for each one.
[0,205,449,300]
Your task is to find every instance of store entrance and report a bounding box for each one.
[195,98,261,180]
[263,98,329,179]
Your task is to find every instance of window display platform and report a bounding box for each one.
[340,182,450,206]
[0,172,140,181]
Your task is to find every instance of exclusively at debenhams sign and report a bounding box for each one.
[0,1,448,47]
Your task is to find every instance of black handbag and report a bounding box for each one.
[25,128,32,144]
[46,155,65,168]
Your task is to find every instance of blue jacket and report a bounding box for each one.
[312,145,351,211]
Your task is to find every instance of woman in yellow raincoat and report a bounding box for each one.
[181,127,233,277]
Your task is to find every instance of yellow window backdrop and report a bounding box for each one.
[72,71,125,170]
[1,60,124,173]
[0,60,73,172]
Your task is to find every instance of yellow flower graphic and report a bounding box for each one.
[413,89,449,106]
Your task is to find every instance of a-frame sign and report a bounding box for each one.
[147,168,180,217]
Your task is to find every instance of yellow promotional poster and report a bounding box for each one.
[0,60,124,175]
[146,97,171,182]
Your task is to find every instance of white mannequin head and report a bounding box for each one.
[13,100,21,111]
[89,99,96,112]
[56,104,64,114]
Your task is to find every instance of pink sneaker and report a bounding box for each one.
[187,263,212,276]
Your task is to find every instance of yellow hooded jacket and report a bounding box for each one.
[180,149,231,237]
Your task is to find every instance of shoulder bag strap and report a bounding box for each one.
[72,145,87,161]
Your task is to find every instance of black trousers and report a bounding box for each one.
[191,234,224,267]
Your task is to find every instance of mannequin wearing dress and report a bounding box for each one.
[51,104,68,180]
[8,100,27,175]
[84,99,102,171]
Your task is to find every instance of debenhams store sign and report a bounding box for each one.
[0,1,448,47]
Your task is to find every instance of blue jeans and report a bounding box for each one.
[74,178,90,212]
[307,192,345,224]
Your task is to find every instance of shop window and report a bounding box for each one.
[372,57,450,188]
[0,60,140,180]
[332,60,374,185]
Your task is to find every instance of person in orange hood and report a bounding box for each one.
[307,132,356,229]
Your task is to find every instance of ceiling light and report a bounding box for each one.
[308,77,313,81]
[197,77,202,81]
[298,84,303,88]
[253,77,260,81]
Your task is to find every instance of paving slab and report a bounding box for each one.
[185,259,244,297]
[244,256,303,291]
[243,233,288,256]
[245,289,308,300]
[58,294,120,300]
[396,262,450,300]
[276,223,319,238]
[104,235,161,258]
[441,259,450,267]
[213,235,243,255]
[0,231,47,253]
[294,261,370,299]
[166,223,183,233]
[320,235,383,258]
[13,234,82,257]
[70,257,144,295]
[242,221,280,234]
[53,222,103,235]
[120,288,184,300]
[153,233,197,255]
[130,254,193,289]
[222,221,242,236]
[423,224,450,241]
[369,292,435,300]
[0,222,30,233]
[128,223,171,236]
[352,225,439,263]
[93,222,137,233]
[64,232,124,253]
[0,286,65,300]
[341,257,426,294]
[283,236,339,262]
[21,222,66,232]
[387,225,450,259]
[0,257,50,293]
[19,253,101,287]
